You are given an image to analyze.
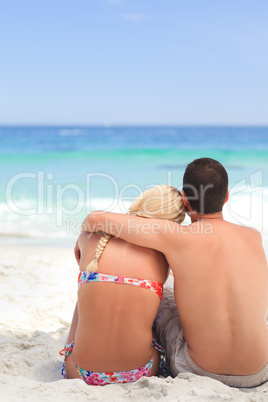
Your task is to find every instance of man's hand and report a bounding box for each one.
[74,240,81,265]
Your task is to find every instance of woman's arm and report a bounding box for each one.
[74,239,81,265]
[81,210,184,253]
[66,302,78,344]
[73,232,93,269]
[69,232,95,343]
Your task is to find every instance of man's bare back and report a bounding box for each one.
[167,217,268,375]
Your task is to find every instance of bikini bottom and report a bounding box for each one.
[59,338,166,386]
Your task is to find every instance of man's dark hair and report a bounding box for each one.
[183,158,228,214]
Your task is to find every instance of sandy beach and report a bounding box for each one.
[0,243,268,402]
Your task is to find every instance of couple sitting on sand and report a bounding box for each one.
[60,158,268,388]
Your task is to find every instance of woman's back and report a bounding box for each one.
[72,232,169,373]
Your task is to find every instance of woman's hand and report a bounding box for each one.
[74,240,81,265]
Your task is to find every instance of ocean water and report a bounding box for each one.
[0,126,268,246]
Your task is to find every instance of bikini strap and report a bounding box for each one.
[78,271,163,300]
[59,340,75,357]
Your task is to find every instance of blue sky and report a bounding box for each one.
[0,0,267,125]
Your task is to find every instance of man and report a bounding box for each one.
[81,158,268,387]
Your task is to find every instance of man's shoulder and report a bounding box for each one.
[225,221,262,241]
[185,220,262,242]
[243,225,262,240]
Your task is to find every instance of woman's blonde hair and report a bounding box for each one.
[86,185,185,274]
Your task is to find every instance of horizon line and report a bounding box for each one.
[0,124,268,128]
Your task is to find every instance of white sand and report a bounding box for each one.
[0,244,268,402]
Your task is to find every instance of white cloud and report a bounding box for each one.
[119,13,150,23]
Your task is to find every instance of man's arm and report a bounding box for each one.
[81,210,184,253]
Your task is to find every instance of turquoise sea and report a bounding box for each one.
[0,126,268,245]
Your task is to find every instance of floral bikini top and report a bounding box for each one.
[78,271,163,300]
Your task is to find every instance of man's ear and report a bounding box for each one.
[182,190,191,210]
[224,190,229,205]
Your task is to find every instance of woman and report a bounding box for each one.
[60,185,185,386]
